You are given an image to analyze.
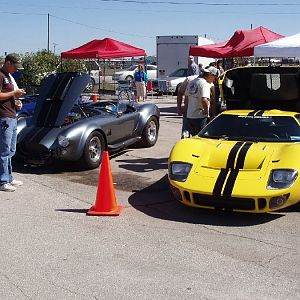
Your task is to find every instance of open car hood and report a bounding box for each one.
[32,72,90,127]
[221,66,300,111]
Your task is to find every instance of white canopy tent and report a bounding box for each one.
[254,33,300,57]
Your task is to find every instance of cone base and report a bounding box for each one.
[87,205,123,216]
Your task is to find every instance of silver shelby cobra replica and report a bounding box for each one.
[17,72,160,169]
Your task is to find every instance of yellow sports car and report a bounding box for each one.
[168,66,300,212]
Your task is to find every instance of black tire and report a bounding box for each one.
[140,117,158,147]
[80,131,105,169]
[125,75,133,82]
[174,83,182,96]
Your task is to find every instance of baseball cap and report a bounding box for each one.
[202,66,219,76]
[188,55,194,60]
[5,53,24,69]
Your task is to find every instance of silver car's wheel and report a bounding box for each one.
[140,117,158,147]
[89,136,102,162]
[80,132,105,169]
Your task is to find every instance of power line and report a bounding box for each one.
[1,9,300,16]
[50,14,154,38]
[96,0,300,5]
[0,11,47,16]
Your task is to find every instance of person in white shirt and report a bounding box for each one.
[184,66,218,136]
[187,55,199,76]
[176,74,198,137]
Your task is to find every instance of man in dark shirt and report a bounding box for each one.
[0,54,26,192]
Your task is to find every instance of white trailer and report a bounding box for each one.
[156,35,214,78]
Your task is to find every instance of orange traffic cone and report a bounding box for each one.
[87,151,123,216]
[91,94,98,102]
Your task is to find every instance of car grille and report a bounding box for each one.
[17,142,50,158]
[193,193,256,211]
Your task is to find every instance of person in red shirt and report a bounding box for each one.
[0,54,26,192]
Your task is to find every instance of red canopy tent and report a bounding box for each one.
[61,38,146,59]
[61,38,146,92]
[189,26,284,58]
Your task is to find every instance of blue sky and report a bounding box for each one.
[1,0,299,56]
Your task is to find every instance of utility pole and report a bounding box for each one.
[53,43,58,55]
[47,13,50,52]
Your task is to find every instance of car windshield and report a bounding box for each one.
[169,69,187,77]
[127,65,138,71]
[199,114,300,142]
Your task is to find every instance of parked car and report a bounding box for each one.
[112,64,157,82]
[169,66,300,213]
[86,61,102,91]
[16,94,39,120]
[152,68,188,95]
[17,72,160,170]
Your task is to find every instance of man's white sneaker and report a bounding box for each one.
[0,183,16,192]
[10,179,23,186]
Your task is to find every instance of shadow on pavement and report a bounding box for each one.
[159,106,178,116]
[13,149,132,175]
[128,175,288,226]
[55,208,88,214]
[116,157,168,173]
[13,160,82,175]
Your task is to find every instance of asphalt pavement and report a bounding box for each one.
[0,95,299,300]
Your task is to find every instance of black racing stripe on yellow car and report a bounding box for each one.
[235,142,252,169]
[222,169,239,197]
[254,110,265,116]
[212,168,229,196]
[222,142,253,197]
[226,141,244,169]
[213,142,244,196]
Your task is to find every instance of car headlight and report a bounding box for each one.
[267,169,298,189]
[169,162,192,182]
[57,135,70,147]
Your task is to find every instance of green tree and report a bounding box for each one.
[19,50,58,86]
[19,50,87,86]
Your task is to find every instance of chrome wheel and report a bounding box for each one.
[80,132,104,169]
[140,117,158,147]
[147,120,157,143]
[88,136,102,162]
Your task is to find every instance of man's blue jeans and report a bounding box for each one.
[0,117,17,185]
